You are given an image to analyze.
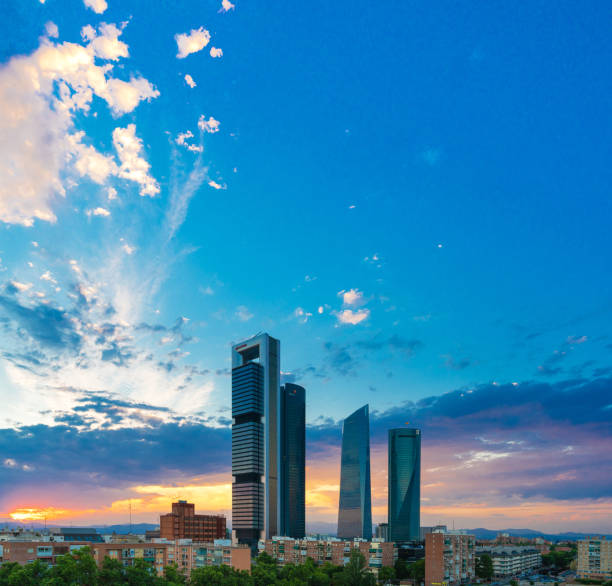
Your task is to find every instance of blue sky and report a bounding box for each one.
[0,0,610,531]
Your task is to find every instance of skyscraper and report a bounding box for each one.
[388,428,421,542]
[280,383,305,538]
[231,333,280,547]
[337,404,372,540]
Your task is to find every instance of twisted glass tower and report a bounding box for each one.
[231,333,280,548]
[337,404,372,539]
[388,428,421,542]
[280,383,305,538]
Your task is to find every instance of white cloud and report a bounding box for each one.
[176,130,203,153]
[122,243,136,255]
[209,47,223,58]
[318,306,324,314]
[112,124,160,197]
[10,281,32,292]
[45,21,59,38]
[68,131,117,184]
[175,27,211,59]
[208,180,225,190]
[338,288,365,307]
[0,29,159,226]
[184,74,196,88]
[235,305,253,322]
[219,0,235,12]
[83,22,129,61]
[335,308,370,325]
[198,115,220,133]
[40,271,57,285]
[83,0,108,14]
[86,206,111,217]
[107,187,118,200]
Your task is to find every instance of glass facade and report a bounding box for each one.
[337,404,372,539]
[388,428,420,542]
[280,383,306,538]
[231,333,280,548]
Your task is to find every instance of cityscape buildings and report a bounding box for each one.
[337,404,372,540]
[388,427,421,543]
[259,536,396,573]
[280,382,306,538]
[159,501,226,542]
[577,537,612,580]
[425,531,476,586]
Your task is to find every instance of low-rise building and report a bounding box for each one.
[0,541,90,565]
[577,537,612,580]
[165,539,251,576]
[0,539,251,578]
[425,532,475,586]
[259,536,397,573]
[477,546,542,577]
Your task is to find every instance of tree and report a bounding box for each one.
[252,551,278,586]
[394,559,409,580]
[407,559,425,584]
[163,563,186,585]
[476,554,494,581]
[510,579,518,586]
[337,550,376,586]
[377,565,396,584]
[98,557,125,585]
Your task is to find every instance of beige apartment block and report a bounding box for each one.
[577,537,612,580]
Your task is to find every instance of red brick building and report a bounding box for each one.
[159,501,226,542]
[425,532,475,586]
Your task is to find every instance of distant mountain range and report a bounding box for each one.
[462,528,612,541]
[2,521,610,541]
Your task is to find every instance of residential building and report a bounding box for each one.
[231,333,281,548]
[159,501,226,542]
[91,543,169,575]
[476,546,542,577]
[0,541,90,565]
[164,540,251,577]
[259,536,396,574]
[337,404,372,540]
[388,428,421,543]
[280,382,306,538]
[376,523,389,541]
[0,539,251,578]
[577,537,612,580]
[425,532,476,586]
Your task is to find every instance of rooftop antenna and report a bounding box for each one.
[129,500,132,534]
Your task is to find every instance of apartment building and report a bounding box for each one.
[165,540,251,576]
[259,536,396,573]
[577,537,612,580]
[477,546,542,577]
[425,532,476,586]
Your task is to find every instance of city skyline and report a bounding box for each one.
[0,0,611,535]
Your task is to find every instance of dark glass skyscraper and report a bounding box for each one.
[231,333,280,548]
[280,383,305,538]
[388,428,421,542]
[337,404,372,540]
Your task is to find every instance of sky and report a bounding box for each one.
[0,0,611,534]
